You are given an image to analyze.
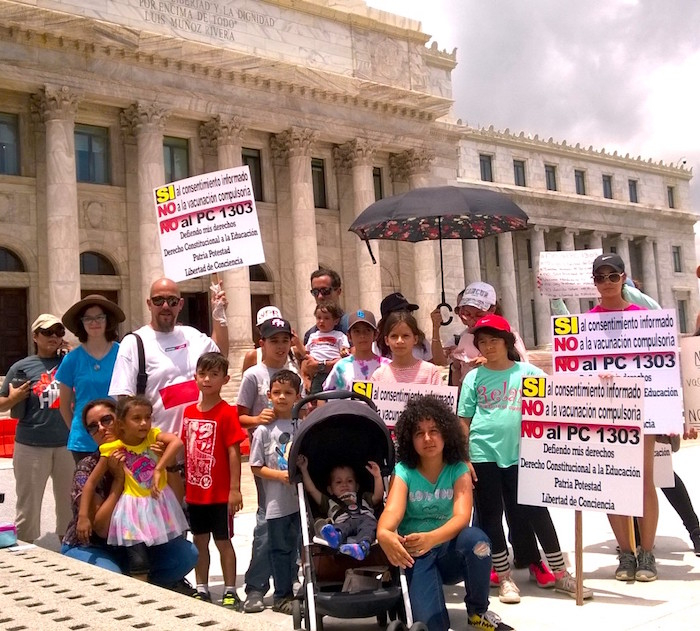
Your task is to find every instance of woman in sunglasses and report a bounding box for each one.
[0,314,73,543]
[61,398,197,588]
[57,295,125,465]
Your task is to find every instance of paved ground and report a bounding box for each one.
[2,443,700,630]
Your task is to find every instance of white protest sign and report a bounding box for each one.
[551,310,683,435]
[519,374,644,516]
[653,442,674,488]
[154,166,265,282]
[351,381,457,429]
[538,248,602,299]
[680,336,700,432]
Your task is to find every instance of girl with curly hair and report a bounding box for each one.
[377,395,510,631]
[458,314,591,604]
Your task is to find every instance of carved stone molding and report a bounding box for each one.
[390,148,434,181]
[29,85,80,125]
[270,127,318,163]
[119,102,170,142]
[332,145,352,175]
[199,115,245,151]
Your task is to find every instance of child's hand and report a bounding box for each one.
[279,470,290,485]
[105,453,126,481]
[150,468,163,499]
[258,408,275,425]
[150,439,165,457]
[228,489,243,515]
[366,461,381,478]
[296,454,308,471]
[76,515,92,544]
[340,347,350,358]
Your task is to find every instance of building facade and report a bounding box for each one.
[0,0,696,375]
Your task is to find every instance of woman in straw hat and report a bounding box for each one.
[56,295,125,464]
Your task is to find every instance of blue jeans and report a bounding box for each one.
[61,535,198,587]
[244,504,272,595]
[405,527,491,631]
[268,512,301,600]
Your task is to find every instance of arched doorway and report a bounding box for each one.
[0,247,28,373]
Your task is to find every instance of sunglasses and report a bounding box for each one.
[150,295,180,307]
[81,314,107,324]
[38,327,65,337]
[310,287,334,298]
[593,273,622,284]
[86,413,115,436]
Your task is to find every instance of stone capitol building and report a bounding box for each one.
[0,0,696,376]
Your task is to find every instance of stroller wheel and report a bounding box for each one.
[377,611,388,627]
[292,599,303,630]
[408,624,428,631]
[387,621,407,631]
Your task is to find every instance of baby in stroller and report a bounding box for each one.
[297,456,383,561]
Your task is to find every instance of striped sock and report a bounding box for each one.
[545,551,566,573]
[492,550,510,576]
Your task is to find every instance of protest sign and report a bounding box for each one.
[653,442,674,488]
[550,310,683,435]
[538,249,602,298]
[352,381,457,429]
[680,336,700,432]
[154,166,265,282]
[519,374,644,516]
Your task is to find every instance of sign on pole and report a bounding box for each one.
[519,374,645,516]
[154,166,265,282]
[551,310,683,435]
[352,382,458,428]
[680,336,700,433]
[538,249,602,298]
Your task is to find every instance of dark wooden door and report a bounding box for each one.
[181,292,210,335]
[0,288,28,374]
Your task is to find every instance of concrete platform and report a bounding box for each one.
[2,444,700,630]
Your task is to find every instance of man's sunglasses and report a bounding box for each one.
[310,287,334,298]
[38,327,65,337]
[86,414,115,436]
[593,273,622,284]
[150,295,180,307]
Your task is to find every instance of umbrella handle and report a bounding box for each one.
[438,301,453,327]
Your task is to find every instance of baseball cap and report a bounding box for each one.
[348,309,377,331]
[380,292,419,319]
[259,317,292,339]
[592,253,625,274]
[31,313,63,331]
[256,306,282,327]
[471,314,511,334]
[458,282,497,311]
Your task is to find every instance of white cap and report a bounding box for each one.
[256,306,282,327]
[458,282,497,311]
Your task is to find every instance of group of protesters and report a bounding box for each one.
[0,256,698,631]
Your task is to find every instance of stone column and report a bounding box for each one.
[201,115,252,367]
[497,232,519,327]
[587,230,606,251]
[560,228,578,314]
[335,139,382,316]
[639,237,659,301]
[388,154,415,302]
[270,127,319,334]
[530,226,551,346]
[462,240,481,287]
[31,86,81,318]
[120,103,169,323]
[616,234,632,270]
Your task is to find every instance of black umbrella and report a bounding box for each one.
[349,186,529,325]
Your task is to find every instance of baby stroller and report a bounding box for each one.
[288,391,424,631]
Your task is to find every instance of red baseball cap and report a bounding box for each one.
[472,314,511,334]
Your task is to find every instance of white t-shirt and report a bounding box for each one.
[108,325,219,434]
[306,329,349,362]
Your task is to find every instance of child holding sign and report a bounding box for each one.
[458,315,591,603]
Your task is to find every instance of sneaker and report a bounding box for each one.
[272,596,295,615]
[690,528,700,556]
[243,590,265,613]
[167,578,196,596]
[528,561,555,588]
[615,551,637,581]
[193,590,212,603]
[221,590,243,611]
[339,541,369,560]
[320,523,340,549]
[635,549,657,582]
[553,570,593,599]
[498,575,520,604]
[489,568,499,588]
[468,610,514,631]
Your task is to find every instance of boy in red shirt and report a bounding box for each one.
[182,352,247,608]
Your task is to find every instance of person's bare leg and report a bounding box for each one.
[193,533,211,586]
[638,435,659,551]
[608,514,633,552]
[215,538,237,589]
